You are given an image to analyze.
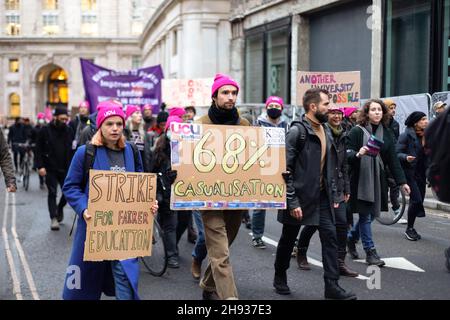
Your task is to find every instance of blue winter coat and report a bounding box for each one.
[62,143,143,300]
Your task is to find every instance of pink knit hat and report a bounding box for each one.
[79,100,90,109]
[96,100,122,111]
[328,105,344,114]
[265,96,284,109]
[165,115,184,131]
[142,104,153,111]
[168,107,186,118]
[126,105,141,119]
[343,107,358,118]
[37,112,45,120]
[96,104,126,129]
[211,73,239,97]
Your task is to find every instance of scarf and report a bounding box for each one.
[208,105,240,125]
[357,124,384,216]
[329,124,343,138]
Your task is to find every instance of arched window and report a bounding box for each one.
[9,93,21,118]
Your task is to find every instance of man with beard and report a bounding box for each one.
[142,104,155,132]
[273,88,356,300]
[36,107,74,230]
[70,101,90,148]
[195,74,250,300]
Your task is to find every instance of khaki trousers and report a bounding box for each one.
[199,210,242,299]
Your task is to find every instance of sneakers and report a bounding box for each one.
[50,218,60,231]
[273,272,291,295]
[252,238,266,249]
[191,258,201,280]
[57,207,64,223]
[405,228,420,241]
[397,218,408,224]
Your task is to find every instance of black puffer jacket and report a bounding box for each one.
[278,115,339,226]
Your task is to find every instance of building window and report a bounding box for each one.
[5,13,20,35]
[132,56,141,70]
[384,0,431,96]
[131,0,143,35]
[9,58,19,73]
[81,13,97,35]
[43,12,59,35]
[5,0,20,10]
[244,18,291,103]
[42,0,58,10]
[9,93,21,118]
[81,0,96,11]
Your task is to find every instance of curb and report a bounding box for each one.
[406,197,450,213]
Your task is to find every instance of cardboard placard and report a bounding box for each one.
[162,78,214,107]
[170,123,286,210]
[83,170,157,262]
[296,71,361,109]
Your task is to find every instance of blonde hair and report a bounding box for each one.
[125,116,145,138]
[91,130,126,149]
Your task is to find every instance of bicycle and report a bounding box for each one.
[140,219,168,277]
[375,186,407,225]
[17,142,33,191]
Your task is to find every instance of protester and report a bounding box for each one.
[143,111,169,165]
[341,107,359,132]
[142,104,155,132]
[397,111,429,241]
[36,107,74,230]
[70,101,90,147]
[30,112,46,189]
[346,99,410,265]
[184,106,197,122]
[295,106,358,277]
[62,102,158,300]
[0,128,17,192]
[195,73,250,300]
[273,88,356,300]
[251,96,288,249]
[7,117,27,174]
[433,101,447,117]
[125,105,145,162]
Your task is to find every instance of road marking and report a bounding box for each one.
[2,192,23,300]
[11,193,40,300]
[249,233,369,280]
[355,257,425,272]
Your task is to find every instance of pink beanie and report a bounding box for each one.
[211,73,239,97]
[96,100,122,111]
[265,96,284,109]
[142,104,153,111]
[165,115,183,131]
[37,112,45,120]
[96,104,126,129]
[79,100,90,109]
[169,107,186,118]
[343,107,358,118]
[328,105,344,114]
[126,105,141,119]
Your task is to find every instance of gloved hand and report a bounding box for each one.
[167,170,178,185]
[281,171,291,184]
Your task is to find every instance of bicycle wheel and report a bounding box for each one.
[376,187,407,225]
[141,219,168,277]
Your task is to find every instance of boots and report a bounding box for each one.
[324,278,357,300]
[273,272,291,295]
[365,248,385,267]
[338,251,359,277]
[347,238,359,259]
[296,247,311,270]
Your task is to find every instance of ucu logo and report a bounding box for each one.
[104,110,117,117]
[171,122,201,135]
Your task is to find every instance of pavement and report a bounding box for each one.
[408,187,450,213]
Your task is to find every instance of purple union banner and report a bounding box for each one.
[80,58,164,113]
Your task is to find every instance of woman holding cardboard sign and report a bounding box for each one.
[62,101,158,300]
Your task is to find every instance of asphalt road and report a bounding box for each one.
[1,173,450,300]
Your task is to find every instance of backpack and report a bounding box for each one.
[425,106,450,203]
[290,121,307,152]
[69,142,141,236]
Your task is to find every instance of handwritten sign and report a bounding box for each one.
[170,123,286,210]
[296,71,361,109]
[162,78,214,107]
[83,170,157,261]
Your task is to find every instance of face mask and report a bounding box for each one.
[267,108,282,119]
[38,119,45,125]
[55,120,66,128]
[315,111,328,124]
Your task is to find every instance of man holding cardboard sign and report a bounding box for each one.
[62,102,158,300]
